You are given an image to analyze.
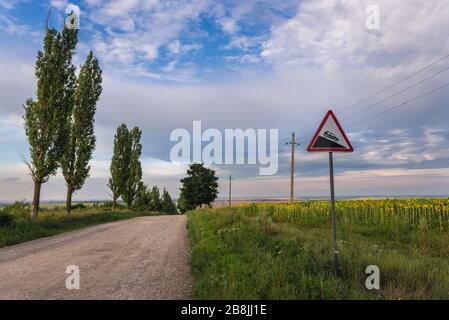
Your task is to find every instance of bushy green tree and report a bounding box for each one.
[122,127,142,207]
[150,186,162,212]
[161,188,178,214]
[179,163,219,211]
[62,52,102,215]
[24,27,78,218]
[108,124,131,210]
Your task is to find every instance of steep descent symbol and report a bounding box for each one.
[307,110,353,152]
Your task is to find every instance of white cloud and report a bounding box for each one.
[50,0,68,10]
[167,40,181,54]
[224,35,262,51]
[86,0,210,72]
[143,159,188,177]
[162,60,177,73]
[0,14,31,36]
[0,0,22,10]
[167,40,201,55]
[218,16,238,34]
[0,113,24,144]
[261,0,449,77]
[0,56,35,115]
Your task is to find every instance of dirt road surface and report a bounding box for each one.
[0,215,192,300]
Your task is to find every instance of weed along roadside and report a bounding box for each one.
[0,202,158,248]
[187,200,449,300]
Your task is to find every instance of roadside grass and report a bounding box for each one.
[0,205,155,248]
[187,206,449,300]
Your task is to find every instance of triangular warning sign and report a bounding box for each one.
[307,110,353,152]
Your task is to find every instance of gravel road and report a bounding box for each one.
[0,215,192,300]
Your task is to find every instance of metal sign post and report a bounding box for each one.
[307,110,353,275]
[328,152,338,274]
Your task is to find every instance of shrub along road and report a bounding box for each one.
[0,215,191,299]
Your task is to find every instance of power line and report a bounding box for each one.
[298,69,449,141]
[347,81,449,128]
[296,52,449,133]
[341,65,449,122]
[298,80,449,142]
[338,52,449,115]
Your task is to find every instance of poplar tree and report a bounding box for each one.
[24,26,78,218]
[122,127,143,207]
[108,124,131,210]
[62,52,103,215]
[150,186,162,211]
[161,188,177,214]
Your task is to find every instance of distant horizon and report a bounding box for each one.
[1,194,448,205]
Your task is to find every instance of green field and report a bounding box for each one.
[0,202,153,248]
[187,199,449,300]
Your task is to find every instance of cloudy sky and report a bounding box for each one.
[1,0,449,201]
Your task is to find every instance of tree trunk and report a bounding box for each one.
[30,181,41,218]
[112,195,117,211]
[66,186,73,215]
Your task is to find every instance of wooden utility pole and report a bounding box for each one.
[286,133,300,204]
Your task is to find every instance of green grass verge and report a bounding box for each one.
[187,207,449,300]
[0,208,152,248]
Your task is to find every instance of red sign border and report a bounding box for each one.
[307,110,354,153]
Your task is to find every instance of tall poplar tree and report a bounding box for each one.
[108,124,131,210]
[62,52,103,215]
[24,26,78,218]
[149,186,162,211]
[161,188,177,214]
[122,127,142,207]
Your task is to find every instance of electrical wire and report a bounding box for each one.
[296,53,449,133]
[347,82,449,128]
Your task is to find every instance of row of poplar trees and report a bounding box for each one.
[24,26,103,217]
[107,125,177,214]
